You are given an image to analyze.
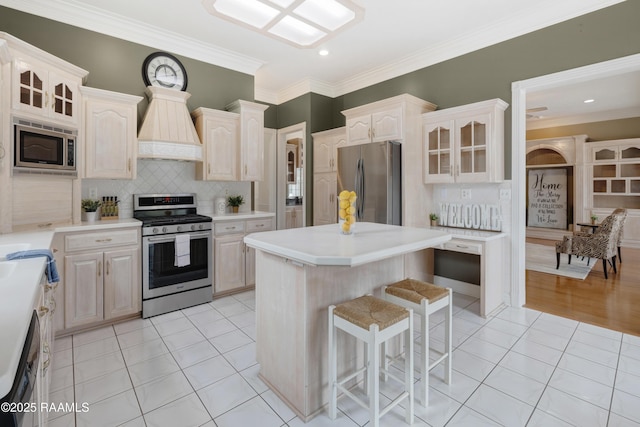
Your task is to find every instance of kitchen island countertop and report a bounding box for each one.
[244,222,451,266]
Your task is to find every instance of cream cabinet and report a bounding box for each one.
[192,108,239,181]
[312,127,345,225]
[313,173,337,225]
[4,35,88,125]
[213,216,273,295]
[313,127,346,173]
[55,226,140,332]
[423,98,508,184]
[226,100,269,181]
[346,107,404,145]
[285,205,303,229]
[81,87,142,179]
[583,138,640,247]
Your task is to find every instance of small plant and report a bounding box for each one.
[429,213,439,221]
[81,198,101,212]
[227,195,245,208]
[590,214,598,223]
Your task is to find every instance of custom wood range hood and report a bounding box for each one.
[137,86,203,161]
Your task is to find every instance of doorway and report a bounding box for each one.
[276,122,307,230]
[511,53,640,308]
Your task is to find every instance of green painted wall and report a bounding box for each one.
[0,6,254,121]
[527,117,640,142]
[329,0,640,180]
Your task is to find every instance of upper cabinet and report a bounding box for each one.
[423,98,508,184]
[193,100,268,181]
[3,33,88,126]
[313,127,346,173]
[226,100,269,181]
[81,87,142,179]
[343,95,436,147]
[192,108,239,181]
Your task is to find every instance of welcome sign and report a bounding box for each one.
[527,168,567,229]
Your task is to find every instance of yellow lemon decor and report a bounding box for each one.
[338,190,357,235]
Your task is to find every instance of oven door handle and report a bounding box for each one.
[146,232,211,243]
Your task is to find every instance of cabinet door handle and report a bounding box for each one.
[45,91,49,108]
[208,163,211,174]
[98,261,102,277]
[106,260,110,275]
[128,158,132,172]
[368,128,371,139]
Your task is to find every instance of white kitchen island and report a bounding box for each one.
[244,222,451,421]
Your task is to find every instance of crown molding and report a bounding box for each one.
[0,0,265,75]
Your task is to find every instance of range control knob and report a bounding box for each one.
[162,227,168,233]
[191,225,197,231]
[177,226,182,232]
[152,228,159,234]
[199,224,205,230]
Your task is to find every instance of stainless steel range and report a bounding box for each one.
[134,193,212,318]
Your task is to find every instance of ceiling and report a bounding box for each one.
[0,0,625,106]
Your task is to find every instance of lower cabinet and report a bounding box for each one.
[213,216,273,295]
[53,226,141,333]
[285,205,303,228]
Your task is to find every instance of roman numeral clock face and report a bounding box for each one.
[142,52,188,91]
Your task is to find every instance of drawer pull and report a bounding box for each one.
[226,226,236,230]
[256,224,264,228]
[455,245,469,249]
[38,222,53,228]
[95,238,112,243]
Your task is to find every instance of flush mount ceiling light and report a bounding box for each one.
[202,0,364,48]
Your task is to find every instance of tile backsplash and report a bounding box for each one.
[81,159,251,218]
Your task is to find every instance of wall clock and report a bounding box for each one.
[142,52,188,91]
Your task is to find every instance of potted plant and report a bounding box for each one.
[227,195,244,213]
[590,213,598,225]
[81,198,102,222]
[429,213,439,227]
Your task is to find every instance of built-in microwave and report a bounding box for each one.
[13,117,77,176]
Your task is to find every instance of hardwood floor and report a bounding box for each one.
[525,238,640,336]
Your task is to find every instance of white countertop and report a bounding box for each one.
[244,222,451,267]
[211,211,275,221]
[0,219,141,396]
[431,226,507,241]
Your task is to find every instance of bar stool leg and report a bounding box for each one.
[368,325,380,427]
[444,289,452,384]
[405,310,414,425]
[328,305,337,420]
[420,299,429,406]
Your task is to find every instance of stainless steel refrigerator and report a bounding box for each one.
[337,141,402,225]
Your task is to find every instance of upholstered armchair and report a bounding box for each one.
[555,212,624,279]
[572,208,627,262]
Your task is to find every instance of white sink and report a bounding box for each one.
[0,243,31,260]
[0,261,17,279]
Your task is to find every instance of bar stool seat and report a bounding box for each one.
[383,278,452,406]
[328,295,414,427]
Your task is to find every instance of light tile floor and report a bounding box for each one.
[47,291,640,427]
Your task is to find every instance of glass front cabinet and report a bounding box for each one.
[423,99,507,184]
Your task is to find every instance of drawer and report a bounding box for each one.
[441,239,482,255]
[214,221,245,235]
[65,228,139,252]
[246,218,273,232]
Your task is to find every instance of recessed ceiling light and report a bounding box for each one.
[584,99,595,103]
[202,0,364,48]
[319,49,329,56]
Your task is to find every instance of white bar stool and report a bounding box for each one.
[328,295,414,427]
[383,278,452,406]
